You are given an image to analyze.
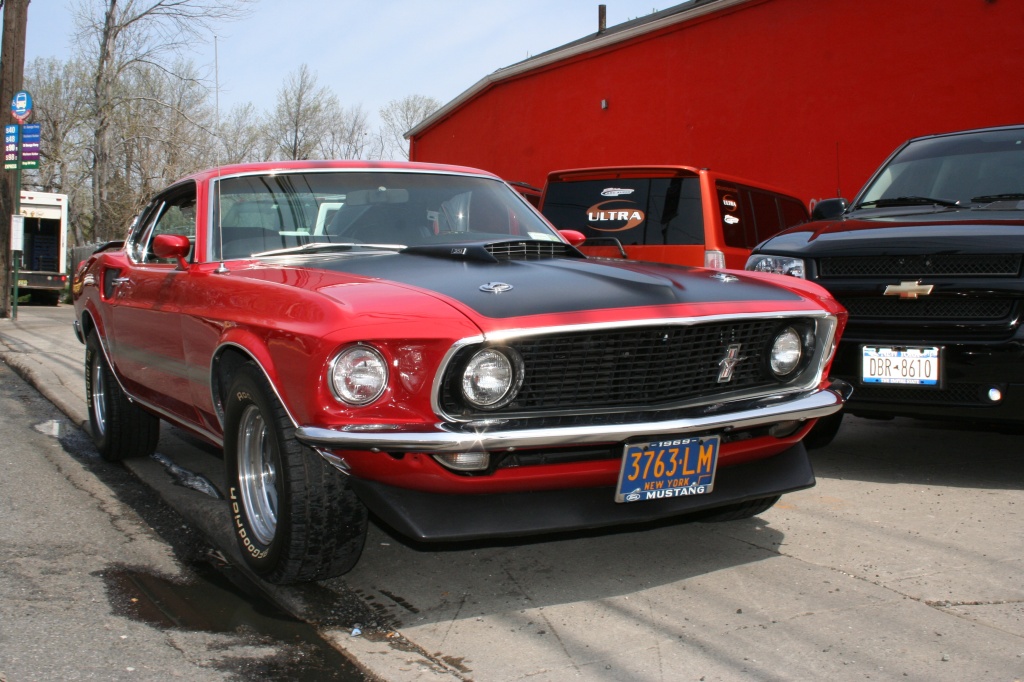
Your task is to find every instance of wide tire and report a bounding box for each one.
[698,495,781,523]
[85,330,160,461]
[802,411,844,450]
[224,363,368,584]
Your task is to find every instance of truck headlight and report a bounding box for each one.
[462,347,523,409]
[746,254,806,278]
[330,345,388,406]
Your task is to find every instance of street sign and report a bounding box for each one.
[21,124,40,169]
[4,124,18,170]
[11,214,24,251]
[11,91,32,123]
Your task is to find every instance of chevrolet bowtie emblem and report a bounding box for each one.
[883,280,934,299]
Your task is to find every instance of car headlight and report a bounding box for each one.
[769,327,803,378]
[461,347,523,409]
[746,254,806,278]
[330,345,388,406]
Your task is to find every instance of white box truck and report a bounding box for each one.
[16,191,69,305]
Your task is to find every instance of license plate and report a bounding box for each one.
[861,345,939,386]
[17,279,27,287]
[615,436,719,503]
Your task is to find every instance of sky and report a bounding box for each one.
[24,0,669,125]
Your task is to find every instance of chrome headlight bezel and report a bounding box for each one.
[461,346,524,410]
[767,323,816,379]
[329,344,389,406]
[745,254,806,278]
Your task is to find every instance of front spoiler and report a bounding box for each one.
[295,380,851,453]
[350,441,816,542]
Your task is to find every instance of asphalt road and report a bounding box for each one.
[1,305,1022,682]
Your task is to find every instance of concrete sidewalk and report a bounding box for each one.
[0,304,86,428]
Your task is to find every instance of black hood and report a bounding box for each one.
[306,250,803,319]
[757,208,1024,258]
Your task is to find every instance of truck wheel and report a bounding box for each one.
[698,495,781,522]
[802,411,844,450]
[85,330,160,461]
[224,362,368,584]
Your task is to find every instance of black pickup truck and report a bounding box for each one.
[747,124,1024,446]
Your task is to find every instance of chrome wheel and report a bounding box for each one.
[236,404,278,546]
[90,356,107,439]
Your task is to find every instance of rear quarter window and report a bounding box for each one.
[717,182,808,248]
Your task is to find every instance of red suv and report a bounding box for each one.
[540,166,809,269]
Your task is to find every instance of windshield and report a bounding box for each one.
[209,171,558,260]
[856,128,1024,209]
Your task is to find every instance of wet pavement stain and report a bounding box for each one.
[98,561,372,681]
[378,589,420,613]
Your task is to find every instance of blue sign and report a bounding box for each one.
[21,123,40,169]
[11,90,32,123]
[4,124,18,170]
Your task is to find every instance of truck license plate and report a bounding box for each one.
[861,345,939,386]
[18,279,27,287]
[615,436,719,503]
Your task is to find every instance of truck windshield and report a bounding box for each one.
[857,128,1024,209]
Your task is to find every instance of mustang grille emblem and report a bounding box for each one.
[883,280,934,299]
[717,343,744,383]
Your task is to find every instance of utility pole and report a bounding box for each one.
[0,0,30,319]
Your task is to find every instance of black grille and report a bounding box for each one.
[838,297,1014,320]
[819,254,1021,278]
[485,240,574,260]
[441,320,811,417]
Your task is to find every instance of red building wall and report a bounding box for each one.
[410,0,1024,207]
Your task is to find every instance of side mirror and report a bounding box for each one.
[559,229,587,247]
[810,198,849,221]
[153,234,191,270]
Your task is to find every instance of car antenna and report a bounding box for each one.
[213,33,229,274]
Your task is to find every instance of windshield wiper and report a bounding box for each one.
[251,241,404,257]
[855,196,960,209]
[971,193,1024,203]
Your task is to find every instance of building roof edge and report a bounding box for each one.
[406,0,753,140]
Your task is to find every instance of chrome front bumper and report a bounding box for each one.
[295,380,852,453]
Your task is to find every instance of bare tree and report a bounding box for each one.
[268,63,340,161]
[217,101,267,164]
[376,94,442,160]
[73,0,252,240]
[317,104,370,160]
[25,56,94,244]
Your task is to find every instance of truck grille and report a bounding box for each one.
[839,298,1014,320]
[818,254,1021,278]
[440,319,812,417]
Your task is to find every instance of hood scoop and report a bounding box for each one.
[404,239,583,263]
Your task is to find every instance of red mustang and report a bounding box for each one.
[73,161,849,584]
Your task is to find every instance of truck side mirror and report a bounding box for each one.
[811,198,848,221]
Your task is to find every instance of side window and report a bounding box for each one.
[779,196,809,229]
[748,189,784,243]
[717,184,752,248]
[128,184,197,264]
